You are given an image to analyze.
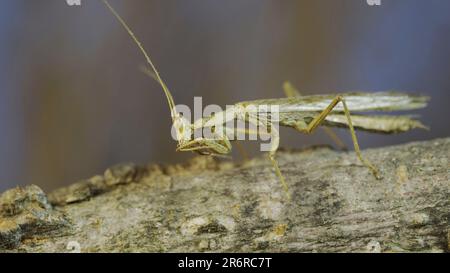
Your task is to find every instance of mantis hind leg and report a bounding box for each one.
[283,81,347,150]
[303,95,381,179]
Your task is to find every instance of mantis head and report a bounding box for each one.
[102,0,232,157]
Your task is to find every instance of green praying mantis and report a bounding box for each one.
[102,0,429,199]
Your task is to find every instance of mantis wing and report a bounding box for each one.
[323,114,428,133]
[238,92,429,112]
[276,112,428,134]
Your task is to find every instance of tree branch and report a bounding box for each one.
[1,138,449,252]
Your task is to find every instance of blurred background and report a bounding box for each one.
[0,0,449,192]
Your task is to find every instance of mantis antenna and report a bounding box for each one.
[101,0,177,120]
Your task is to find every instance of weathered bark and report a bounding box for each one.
[0,138,449,253]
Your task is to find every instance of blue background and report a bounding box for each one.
[0,0,448,191]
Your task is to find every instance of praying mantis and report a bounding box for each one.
[101,0,429,198]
